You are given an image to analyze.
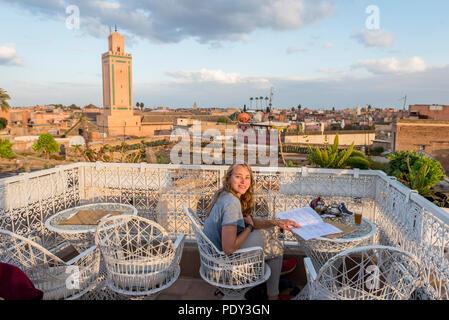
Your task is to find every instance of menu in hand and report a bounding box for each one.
[277,206,342,240]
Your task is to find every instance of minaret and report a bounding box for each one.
[102,31,132,113]
[97,29,141,136]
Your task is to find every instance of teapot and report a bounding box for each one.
[328,202,341,216]
[315,200,326,213]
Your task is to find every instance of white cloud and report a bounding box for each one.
[353,29,395,47]
[3,0,336,44]
[9,65,449,109]
[166,68,271,86]
[269,0,334,29]
[95,0,120,10]
[0,44,22,66]
[323,42,335,49]
[356,56,427,75]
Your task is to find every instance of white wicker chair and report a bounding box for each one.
[95,215,185,298]
[0,229,100,300]
[182,204,271,300]
[299,245,422,300]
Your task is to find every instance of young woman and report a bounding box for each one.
[203,163,300,300]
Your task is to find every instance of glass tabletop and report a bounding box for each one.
[321,216,375,240]
[46,203,137,233]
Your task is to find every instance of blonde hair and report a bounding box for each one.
[205,163,255,217]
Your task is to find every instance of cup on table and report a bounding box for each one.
[352,197,363,225]
[354,212,362,225]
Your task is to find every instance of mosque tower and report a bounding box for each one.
[97,28,141,136]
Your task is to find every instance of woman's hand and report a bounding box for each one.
[243,215,255,228]
[274,219,301,232]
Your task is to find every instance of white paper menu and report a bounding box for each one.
[277,206,342,240]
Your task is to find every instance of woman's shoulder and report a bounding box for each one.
[218,191,240,205]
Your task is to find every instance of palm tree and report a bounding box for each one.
[0,88,11,112]
[71,144,82,159]
[136,102,140,110]
[265,97,269,108]
[250,97,253,108]
[259,96,263,109]
[255,97,259,109]
[83,149,95,162]
[119,142,129,162]
[140,102,144,111]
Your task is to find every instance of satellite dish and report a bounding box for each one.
[69,135,85,147]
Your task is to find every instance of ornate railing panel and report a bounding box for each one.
[0,164,81,247]
[1,162,448,299]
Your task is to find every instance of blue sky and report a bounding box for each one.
[1,0,449,109]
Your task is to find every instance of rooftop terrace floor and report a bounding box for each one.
[155,244,306,300]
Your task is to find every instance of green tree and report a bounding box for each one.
[0,139,14,159]
[32,133,59,159]
[71,144,82,156]
[156,153,170,164]
[386,150,445,196]
[68,104,80,110]
[0,117,7,130]
[217,116,232,124]
[0,88,11,112]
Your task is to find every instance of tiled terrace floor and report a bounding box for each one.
[156,243,307,300]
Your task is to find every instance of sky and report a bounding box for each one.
[0,0,449,110]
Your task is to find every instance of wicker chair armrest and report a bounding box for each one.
[304,257,317,282]
[173,233,185,265]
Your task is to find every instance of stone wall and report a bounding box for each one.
[285,131,375,146]
[393,120,449,173]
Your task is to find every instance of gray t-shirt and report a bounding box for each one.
[203,191,245,251]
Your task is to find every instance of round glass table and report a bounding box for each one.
[45,203,137,252]
[293,216,377,270]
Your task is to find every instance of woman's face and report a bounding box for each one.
[229,165,251,197]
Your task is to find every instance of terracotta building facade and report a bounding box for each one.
[392,119,449,173]
[409,104,449,120]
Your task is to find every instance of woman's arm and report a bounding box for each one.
[253,217,300,232]
[222,224,253,255]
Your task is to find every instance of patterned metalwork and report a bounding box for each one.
[1,163,448,299]
[183,204,271,299]
[293,215,377,270]
[0,228,100,300]
[299,245,422,300]
[94,215,184,298]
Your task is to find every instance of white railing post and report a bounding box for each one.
[78,163,86,203]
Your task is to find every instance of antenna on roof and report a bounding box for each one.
[399,94,407,111]
[115,25,117,32]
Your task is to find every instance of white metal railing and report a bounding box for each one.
[1,162,448,299]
